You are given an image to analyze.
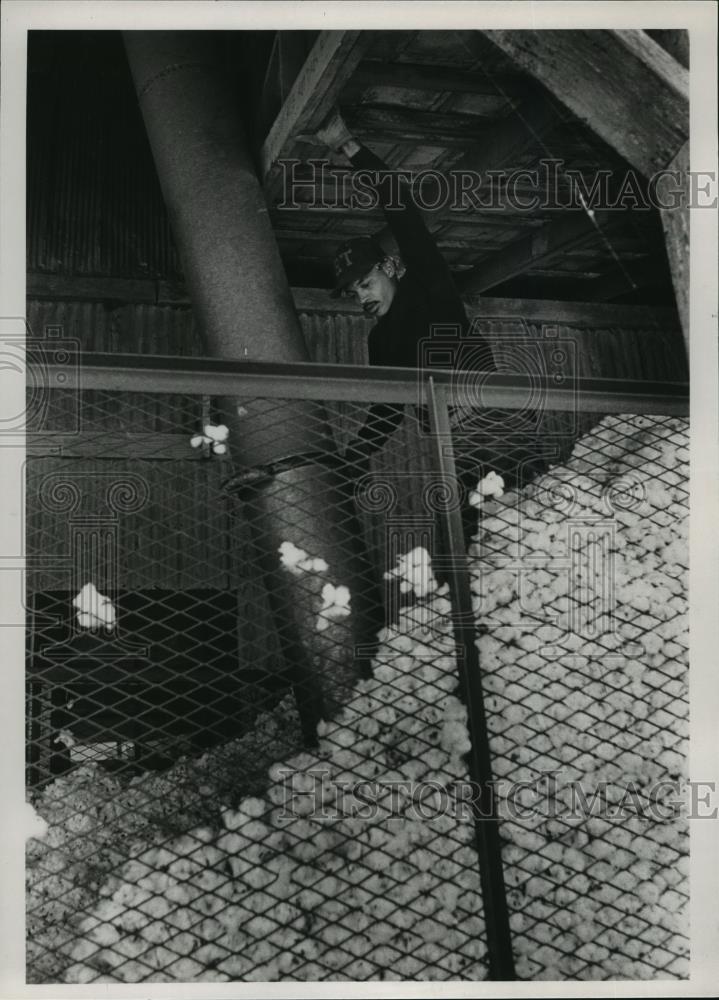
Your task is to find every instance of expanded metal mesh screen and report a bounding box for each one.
[471,412,689,980]
[25,369,689,983]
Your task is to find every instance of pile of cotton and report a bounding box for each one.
[469,413,689,979]
[31,411,688,984]
[26,694,306,983]
[59,592,488,983]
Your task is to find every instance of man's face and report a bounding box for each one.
[346,264,397,318]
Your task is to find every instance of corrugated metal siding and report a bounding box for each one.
[26,296,684,381]
[27,38,181,280]
[26,300,202,355]
[26,458,234,592]
[26,300,205,436]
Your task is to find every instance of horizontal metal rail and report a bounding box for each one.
[30,351,689,415]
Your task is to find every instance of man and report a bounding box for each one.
[315,109,546,549]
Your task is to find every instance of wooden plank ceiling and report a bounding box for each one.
[259,29,684,306]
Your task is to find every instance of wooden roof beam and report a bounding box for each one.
[369,88,568,255]
[646,29,689,70]
[479,29,689,349]
[347,61,529,97]
[260,31,371,201]
[452,87,568,176]
[480,29,688,178]
[460,211,615,295]
[344,105,497,147]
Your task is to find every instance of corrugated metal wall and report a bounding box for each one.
[27,32,182,281]
[26,297,686,378]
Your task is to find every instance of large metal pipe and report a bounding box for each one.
[123,31,379,716]
[123,30,320,467]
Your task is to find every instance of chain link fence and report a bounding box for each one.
[25,350,689,983]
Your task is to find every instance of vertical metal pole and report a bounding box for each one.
[426,376,516,981]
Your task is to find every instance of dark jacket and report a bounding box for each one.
[346,145,495,459]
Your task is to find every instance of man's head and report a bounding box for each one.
[331,237,398,317]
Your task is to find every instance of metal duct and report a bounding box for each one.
[123,30,322,466]
[123,30,379,718]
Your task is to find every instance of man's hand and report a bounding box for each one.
[314,109,359,158]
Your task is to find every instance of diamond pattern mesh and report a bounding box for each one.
[25,376,688,983]
[471,412,689,980]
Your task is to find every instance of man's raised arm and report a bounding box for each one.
[316,110,448,282]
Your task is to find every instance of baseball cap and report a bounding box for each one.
[331,237,386,297]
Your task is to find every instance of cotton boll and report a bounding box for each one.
[440,720,471,757]
[441,697,467,723]
[637,881,661,906]
[411,916,449,945]
[72,582,117,628]
[89,899,126,926]
[316,583,352,630]
[64,962,100,984]
[278,541,325,576]
[72,582,98,612]
[86,922,121,948]
[476,471,505,499]
[139,896,174,927]
[308,557,328,573]
[639,630,664,657]
[468,489,483,510]
[388,634,415,654]
[659,888,686,914]
[203,423,229,442]
[25,802,49,843]
[374,705,398,727]
[118,909,151,936]
[167,958,205,983]
[67,936,101,965]
[112,881,151,908]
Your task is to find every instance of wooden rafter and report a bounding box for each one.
[347,61,529,98]
[479,28,689,349]
[454,88,567,175]
[460,211,614,295]
[344,105,496,148]
[658,140,689,342]
[260,31,371,200]
[369,88,568,260]
[481,29,688,178]
[646,29,689,70]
